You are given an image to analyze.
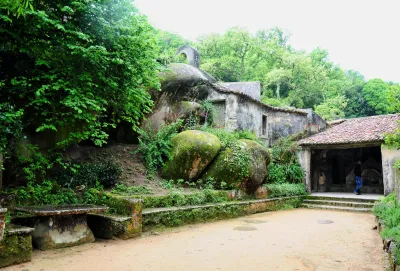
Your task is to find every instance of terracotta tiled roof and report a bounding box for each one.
[299,114,400,146]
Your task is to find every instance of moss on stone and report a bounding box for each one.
[0,228,32,268]
[200,139,270,193]
[163,130,221,181]
[142,197,303,232]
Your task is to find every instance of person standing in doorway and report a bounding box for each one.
[354,161,362,195]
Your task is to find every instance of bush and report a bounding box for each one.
[56,161,122,189]
[197,127,262,149]
[5,181,79,206]
[263,183,307,198]
[373,193,400,264]
[137,120,183,174]
[266,137,304,183]
[111,183,153,195]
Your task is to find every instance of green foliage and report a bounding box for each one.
[198,127,261,149]
[372,193,400,264]
[123,189,231,209]
[6,180,79,206]
[362,79,390,115]
[0,0,34,17]
[56,161,122,189]
[137,120,183,174]
[388,84,400,113]
[263,183,307,198]
[156,30,188,65]
[314,95,348,121]
[267,137,304,183]
[196,27,393,117]
[111,183,152,195]
[0,102,23,156]
[0,0,160,150]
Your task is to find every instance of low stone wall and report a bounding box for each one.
[376,217,400,270]
[0,225,34,268]
[142,196,304,232]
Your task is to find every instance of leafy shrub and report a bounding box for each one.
[266,137,304,183]
[111,183,152,195]
[373,193,400,264]
[263,183,307,198]
[56,161,122,189]
[137,120,183,174]
[267,164,304,184]
[5,181,79,206]
[198,127,262,149]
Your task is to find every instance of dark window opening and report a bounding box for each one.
[262,115,268,136]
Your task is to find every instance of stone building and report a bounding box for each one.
[298,114,400,196]
[146,45,327,146]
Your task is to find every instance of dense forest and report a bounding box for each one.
[158,28,400,121]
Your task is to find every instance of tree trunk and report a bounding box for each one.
[276,83,281,99]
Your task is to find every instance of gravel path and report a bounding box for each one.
[6,209,385,271]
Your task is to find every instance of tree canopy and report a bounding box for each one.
[0,0,160,150]
[159,26,397,121]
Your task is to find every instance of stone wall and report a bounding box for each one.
[298,149,311,193]
[207,89,311,146]
[381,145,400,196]
[267,110,308,145]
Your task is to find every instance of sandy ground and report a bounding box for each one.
[5,209,385,271]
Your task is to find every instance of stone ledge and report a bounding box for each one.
[142,196,304,231]
[0,224,34,268]
[88,213,141,240]
[142,196,304,215]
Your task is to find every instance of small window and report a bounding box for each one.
[262,115,268,136]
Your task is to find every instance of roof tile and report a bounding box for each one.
[299,114,400,146]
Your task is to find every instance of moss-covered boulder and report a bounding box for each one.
[200,139,270,193]
[163,130,221,181]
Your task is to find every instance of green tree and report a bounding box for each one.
[0,0,33,17]
[156,30,188,65]
[388,84,400,113]
[314,95,348,121]
[0,0,160,149]
[362,79,390,115]
[265,68,292,99]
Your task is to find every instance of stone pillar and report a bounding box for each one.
[381,145,400,196]
[298,148,311,193]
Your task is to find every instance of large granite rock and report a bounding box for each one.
[144,64,216,132]
[200,139,270,193]
[163,130,221,181]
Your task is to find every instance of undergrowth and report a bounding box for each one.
[373,193,400,264]
[263,183,307,198]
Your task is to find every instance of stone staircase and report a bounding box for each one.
[301,195,376,212]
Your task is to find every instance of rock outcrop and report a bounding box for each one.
[163,130,221,181]
[200,139,270,193]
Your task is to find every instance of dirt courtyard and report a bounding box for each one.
[6,209,385,271]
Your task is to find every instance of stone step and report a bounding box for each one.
[303,199,374,208]
[301,203,372,213]
[306,196,378,203]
